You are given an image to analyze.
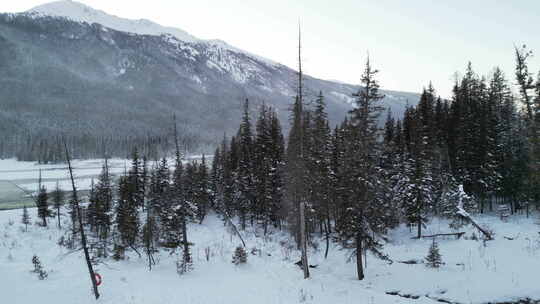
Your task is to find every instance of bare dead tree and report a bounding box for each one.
[297,24,310,280]
[64,142,100,299]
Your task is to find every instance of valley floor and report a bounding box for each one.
[1,206,540,304]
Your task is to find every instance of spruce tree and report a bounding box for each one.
[268,110,285,230]
[339,56,391,280]
[196,155,210,224]
[403,88,436,238]
[425,240,443,268]
[307,92,333,255]
[232,246,248,265]
[51,181,64,229]
[236,99,255,230]
[285,95,307,248]
[92,159,113,256]
[114,175,139,256]
[22,205,31,232]
[36,172,50,227]
[253,104,278,233]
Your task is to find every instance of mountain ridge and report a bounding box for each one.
[26,0,280,67]
[0,2,419,158]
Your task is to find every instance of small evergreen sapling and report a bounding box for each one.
[22,206,31,232]
[51,181,65,229]
[31,255,48,280]
[232,246,248,265]
[425,240,442,268]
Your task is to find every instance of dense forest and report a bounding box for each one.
[29,44,540,290]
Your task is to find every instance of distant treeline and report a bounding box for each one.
[0,130,211,162]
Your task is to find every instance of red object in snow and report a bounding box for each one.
[95,273,102,286]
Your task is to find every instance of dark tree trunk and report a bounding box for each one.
[181,218,188,246]
[65,144,100,300]
[324,221,330,259]
[480,198,484,214]
[299,199,310,279]
[417,218,422,239]
[356,232,364,280]
[57,206,61,229]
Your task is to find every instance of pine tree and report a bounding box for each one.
[402,89,436,238]
[114,175,139,256]
[51,181,64,229]
[172,116,194,274]
[92,159,113,256]
[87,179,98,231]
[35,170,50,227]
[149,158,176,249]
[210,146,221,210]
[22,205,31,232]
[285,95,307,247]
[339,56,391,280]
[232,246,248,265]
[425,240,443,268]
[236,99,255,230]
[268,110,285,230]
[128,148,146,210]
[307,91,333,256]
[532,72,540,211]
[195,155,210,224]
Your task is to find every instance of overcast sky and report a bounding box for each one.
[2,0,539,97]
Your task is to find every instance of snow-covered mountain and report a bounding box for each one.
[28,0,199,42]
[0,1,418,152]
[27,0,277,66]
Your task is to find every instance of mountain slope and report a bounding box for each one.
[0,1,418,156]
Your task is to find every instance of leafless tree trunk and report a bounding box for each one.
[356,231,364,280]
[297,25,310,279]
[65,142,100,299]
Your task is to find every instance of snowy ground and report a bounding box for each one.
[1,206,539,304]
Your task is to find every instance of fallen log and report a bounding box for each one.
[412,232,465,239]
[396,259,422,265]
[503,233,520,240]
[456,185,493,241]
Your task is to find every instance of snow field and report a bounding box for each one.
[1,205,540,303]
